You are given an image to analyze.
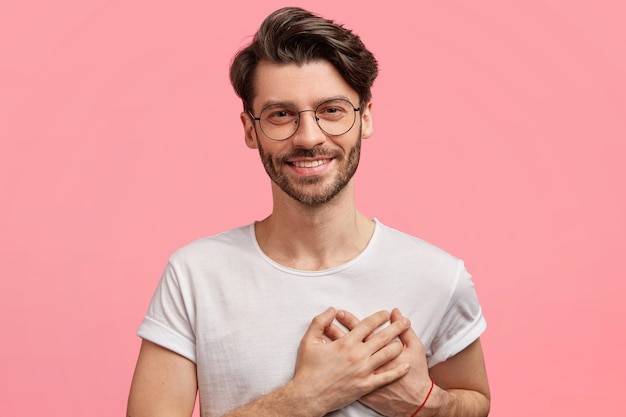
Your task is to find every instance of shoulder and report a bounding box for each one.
[375,220,462,269]
[167,223,256,267]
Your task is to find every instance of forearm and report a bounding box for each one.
[422,385,490,417]
[222,380,325,417]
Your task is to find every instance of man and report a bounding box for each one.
[127,7,490,417]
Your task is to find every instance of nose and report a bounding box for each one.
[291,110,326,148]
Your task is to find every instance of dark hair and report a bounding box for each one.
[229,7,378,112]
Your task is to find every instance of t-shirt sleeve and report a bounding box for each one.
[137,261,197,363]
[428,261,486,367]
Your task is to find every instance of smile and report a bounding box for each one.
[291,159,331,168]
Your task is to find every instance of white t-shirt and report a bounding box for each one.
[138,219,486,417]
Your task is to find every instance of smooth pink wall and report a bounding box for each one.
[1,1,624,416]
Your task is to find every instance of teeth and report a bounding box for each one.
[293,159,328,168]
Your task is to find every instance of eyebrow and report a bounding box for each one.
[258,95,356,110]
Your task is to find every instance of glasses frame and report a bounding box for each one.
[248,98,361,141]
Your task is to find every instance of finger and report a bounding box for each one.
[348,310,390,342]
[337,310,376,342]
[363,314,411,352]
[389,308,403,323]
[367,361,411,392]
[302,307,337,342]
[335,309,361,331]
[368,340,407,371]
[391,308,421,348]
[323,322,346,341]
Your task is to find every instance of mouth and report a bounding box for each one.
[290,159,331,168]
[286,157,335,176]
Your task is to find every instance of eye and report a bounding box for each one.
[324,107,342,114]
[263,106,298,124]
[270,110,289,118]
[317,100,350,120]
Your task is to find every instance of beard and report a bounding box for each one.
[257,136,362,207]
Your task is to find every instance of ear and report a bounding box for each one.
[240,112,258,149]
[360,101,374,139]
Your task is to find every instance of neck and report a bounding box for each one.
[255,182,375,271]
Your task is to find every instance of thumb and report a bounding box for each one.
[302,307,337,342]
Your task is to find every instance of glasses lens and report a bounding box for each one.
[258,99,358,141]
[316,99,357,136]
[259,105,299,141]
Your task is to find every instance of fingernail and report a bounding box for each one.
[337,310,345,319]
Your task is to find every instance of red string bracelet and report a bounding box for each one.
[409,378,435,417]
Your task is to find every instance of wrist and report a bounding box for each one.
[410,381,449,417]
[408,378,435,417]
[281,379,326,417]
[411,384,491,417]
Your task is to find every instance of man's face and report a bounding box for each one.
[241,60,373,207]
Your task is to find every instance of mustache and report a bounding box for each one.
[276,148,342,163]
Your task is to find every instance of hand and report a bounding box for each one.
[325,308,434,417]
[291,307,412,416]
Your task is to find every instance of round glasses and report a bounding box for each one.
[248,98,361,141]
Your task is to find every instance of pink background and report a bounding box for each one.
[1,1,624,415]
